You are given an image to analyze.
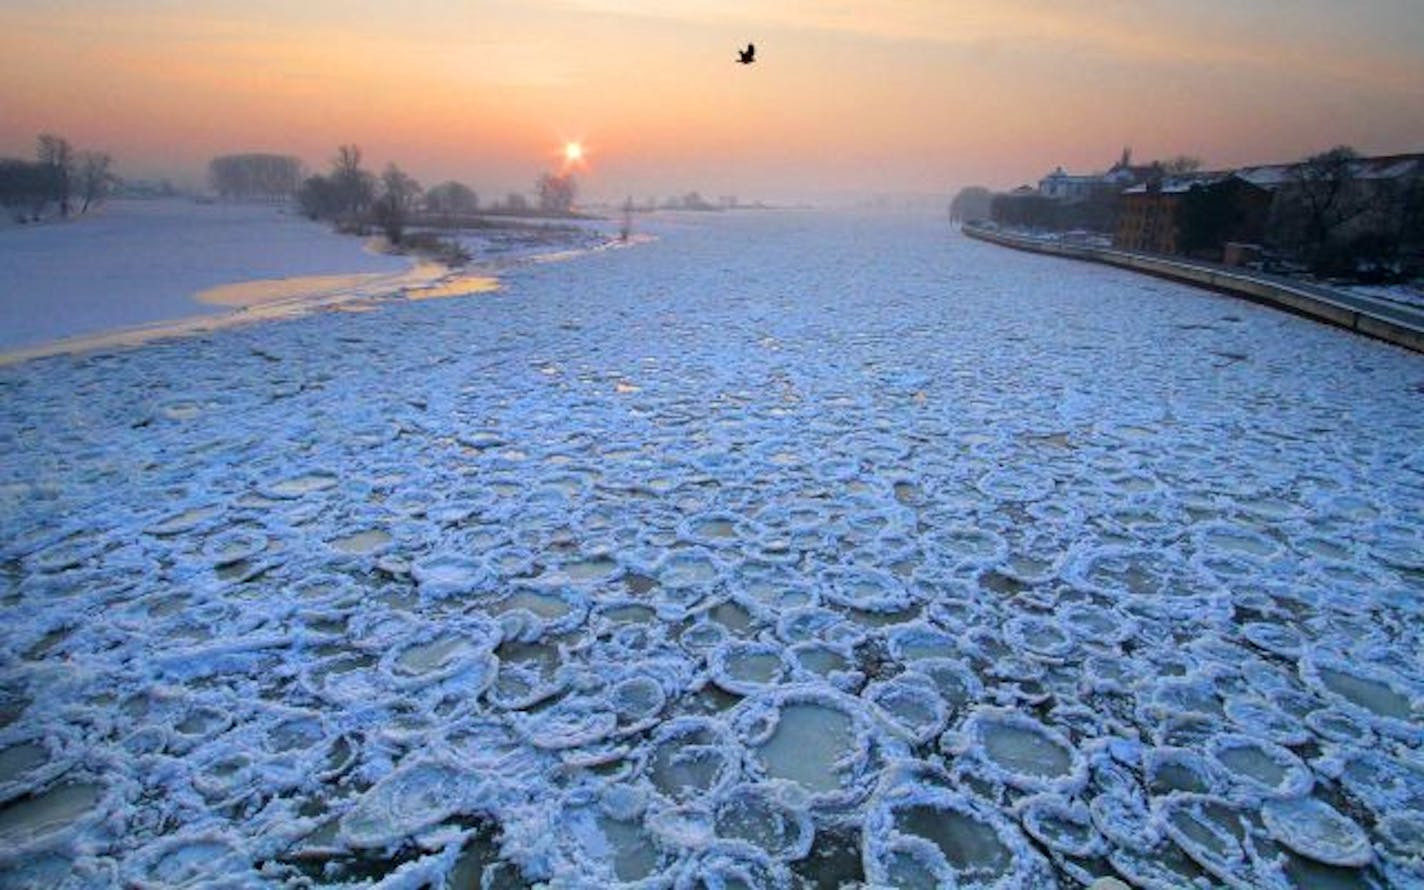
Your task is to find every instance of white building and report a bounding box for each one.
[1037,167,1101,200]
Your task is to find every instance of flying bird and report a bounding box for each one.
[736,43,756,65]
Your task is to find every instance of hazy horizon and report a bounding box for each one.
[3,0,1423,204]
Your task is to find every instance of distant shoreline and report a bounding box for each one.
[0,203,649,366]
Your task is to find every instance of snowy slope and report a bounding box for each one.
[1,211,1422,888]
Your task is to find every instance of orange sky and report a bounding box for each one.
[2,0,1422,203]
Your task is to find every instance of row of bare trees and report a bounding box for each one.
[1,134,117,223]
[208,154,302,202]
[292,145,579,245]
[296,146,424,244]
[535,173,577,213]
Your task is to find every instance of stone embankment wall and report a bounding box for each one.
[961,224,1424,354]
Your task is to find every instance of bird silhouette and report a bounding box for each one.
[736,43,756,65]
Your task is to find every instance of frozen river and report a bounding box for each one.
[1,210,1422,887]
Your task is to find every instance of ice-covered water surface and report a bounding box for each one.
[1,210,1422,888]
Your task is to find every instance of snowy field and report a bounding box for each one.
[1,211,1422,888]
[0,200,413,351]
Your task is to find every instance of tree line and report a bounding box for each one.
[1,134,117,223]
[287,145,579,245]
[208,153,303,202]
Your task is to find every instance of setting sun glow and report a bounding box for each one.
[0,0,1421,201]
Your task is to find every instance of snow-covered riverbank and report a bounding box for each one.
[1,210,1421,888]
[0,200,416,351]
[0,200,625,364]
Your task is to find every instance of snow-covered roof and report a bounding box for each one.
[1041,171,1100,183]
[1352,154,1422,180]
[1103,166,1148,184]
[1234,154,1423,188]
[1234,165,1293,188]
[1122,172,1233,196]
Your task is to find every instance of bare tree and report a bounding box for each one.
[0,158,52,221]
[293,145,375,226]
[333,145,362,177]
[373,163,421,245]
[424,181,478,220]
[1287,146,1368,263]
[208,153,302,201]
[298,175,339,221]
[536,172,577,214]
[77,151,117,213]
[330,145,374,220]
[36,133,74,217]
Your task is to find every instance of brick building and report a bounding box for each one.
[1116,174,1276,257]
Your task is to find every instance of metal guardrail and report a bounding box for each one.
[960,224,1424,354]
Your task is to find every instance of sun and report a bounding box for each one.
[556,139,589,174]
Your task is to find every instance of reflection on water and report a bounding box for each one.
[1,264,502,366]
[196,262,497,308]
[195,265,441,308]
[403,275,500,300]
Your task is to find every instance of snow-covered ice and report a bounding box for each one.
[0,199,411,351]
[2,210,1423,887]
